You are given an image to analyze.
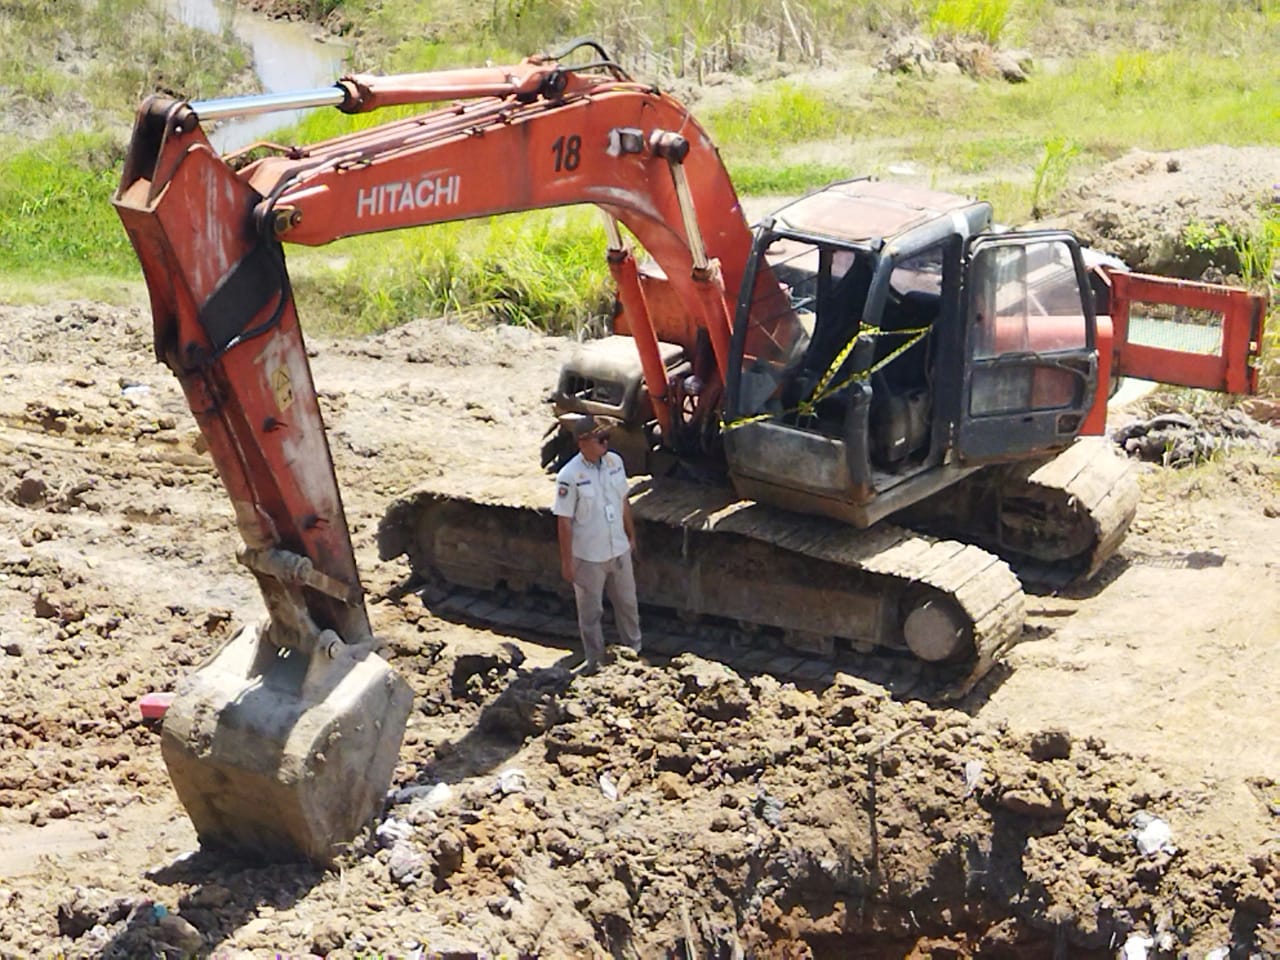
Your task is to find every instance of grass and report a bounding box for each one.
[704,83,845,144]
[0,132,137,277]
[1184,203,1280,289]
[345,0,921,77]
[0,0,250,120]
[0,0,1276,361]
[928,0,1013,44]
[0,0,251,284]
[290,209,616,337]
[727,162,859,197]
[1029,136,1080,218]
[699,41,1277,225]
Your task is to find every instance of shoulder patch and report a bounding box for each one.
[557,483,569,498]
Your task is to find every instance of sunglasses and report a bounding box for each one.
[585,433,610,443]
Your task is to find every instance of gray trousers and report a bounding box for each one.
[572,551,641,665]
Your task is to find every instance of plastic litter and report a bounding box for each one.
[138,692,175,720]
[496,768,528,795]
[375,817,413,848]
[1121,933,1153,960]
[962,759,984,796]
[599,772,618,801]
[391,782,453,808]
[1130,811,1176,857]
[424,782,452,807]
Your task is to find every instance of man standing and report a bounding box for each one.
[552,414,642,673]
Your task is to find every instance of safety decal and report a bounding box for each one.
[270,367,294,412]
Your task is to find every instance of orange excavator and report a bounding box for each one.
[113,40,1266,864]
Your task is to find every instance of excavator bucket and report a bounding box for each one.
[159,623,413,864]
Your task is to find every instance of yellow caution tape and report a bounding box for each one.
[722,324,929,432]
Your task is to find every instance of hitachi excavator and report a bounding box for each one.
[113,40,1267,864]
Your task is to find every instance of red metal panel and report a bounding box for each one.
[1080,316,1113,436]
[609,251,672,438]
[1109,271,1265,394]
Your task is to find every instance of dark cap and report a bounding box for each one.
[561,413,619,440]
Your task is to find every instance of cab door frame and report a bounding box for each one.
[956,231,1099,462]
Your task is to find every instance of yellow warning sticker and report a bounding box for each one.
[270,367,294,412]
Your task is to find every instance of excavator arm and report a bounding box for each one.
[116,51,768,631]
[112,46,779,863]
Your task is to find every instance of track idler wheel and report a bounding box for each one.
[902,595,972,663]
[159,623,413,864]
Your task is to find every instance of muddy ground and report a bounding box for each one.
[0,149,1278,958]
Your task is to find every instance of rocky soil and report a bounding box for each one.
[0,151,1276,958]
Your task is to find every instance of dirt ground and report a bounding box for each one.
[0,149,1278,959]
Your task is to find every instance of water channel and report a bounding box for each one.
[164,0,349,152]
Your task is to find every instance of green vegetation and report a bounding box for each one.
[928,0,1013,44]
[0,132,134,278]
[704,84,843,144]
[706,46,1277,221]
[0,0,248,119]
[1184,205,1280,290]
[1183,201,1280,395]
[726,162,856,197]
[293,210,615,337]
[349,0,910,78]
[0,0,1276,361]
[1029,137,1080,219]
[0,0,249,295]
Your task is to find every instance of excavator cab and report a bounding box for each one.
[722,181,1105,531]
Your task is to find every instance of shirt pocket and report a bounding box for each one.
[574,483,596,520]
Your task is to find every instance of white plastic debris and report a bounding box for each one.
[1130,812,1176,857]
[375,817,414,847]
[962,759,984,796]
[1204,948,1230,960]
[599,772,618,801]
[425,782,453,808]
[496,768,528,795]
[391,782,453,808]
[1121,933,1154,960]
[1126,936,1157,957]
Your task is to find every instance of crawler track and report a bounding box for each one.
[893,438,1140,590]
[379,475,1026,699]
[1005,436,1140,584]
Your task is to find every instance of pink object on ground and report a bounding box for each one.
[139,692,175,720]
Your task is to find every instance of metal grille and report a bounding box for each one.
[1127,300,1223,356]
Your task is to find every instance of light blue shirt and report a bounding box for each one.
[552,451,630,562]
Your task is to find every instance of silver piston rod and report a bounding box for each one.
[190,86,347,121]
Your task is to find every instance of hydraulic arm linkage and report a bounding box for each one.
[112,43,773,862]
